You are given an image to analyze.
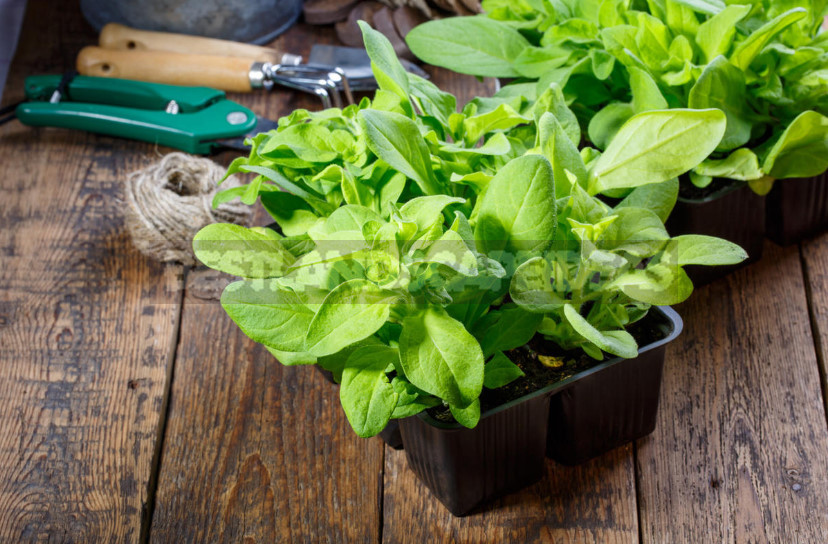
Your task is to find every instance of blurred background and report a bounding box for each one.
[0,0,26,100]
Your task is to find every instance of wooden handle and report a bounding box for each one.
[76,46,254,92]
[99,23,283,63]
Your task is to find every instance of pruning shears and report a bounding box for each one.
[1,73,278,154]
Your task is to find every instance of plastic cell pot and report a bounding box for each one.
[666,182,765,285]
[766,172,828,246]
[398,390,552,516]
[546,306,682,465]
[398,306,682,516]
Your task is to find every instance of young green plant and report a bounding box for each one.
[193,24,747,439]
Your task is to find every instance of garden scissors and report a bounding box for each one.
[1,73,278,155]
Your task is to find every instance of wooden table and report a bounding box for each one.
[2,2,828,542]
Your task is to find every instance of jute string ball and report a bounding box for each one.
[124,152,252,266]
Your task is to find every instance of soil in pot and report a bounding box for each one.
[667,179,765,285]
[426,310,670,424]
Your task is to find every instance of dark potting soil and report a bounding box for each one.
[678,176,742,201]
[426,308,672,424]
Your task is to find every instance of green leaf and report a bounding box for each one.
[212,185,247,208]
[260,191,321,236]
[588,109,727,194]
[533,83,580,146]
[539,112,588,197]
[670,0,724,15]
[762,111,828,179]
[221,280,314,352]
[414,229,479,277]
[400,195,466,236]
[399,307,484,407]
[748,176,775,196]
[257,123,338,161]
[694,148,764,180]
[666,235,748,265]
[600,207,670,258]
[729,8,808,71]
[407,72,456,127]
[239,164,329,207]
[449,398,481,428]
[696,4,752,62]
[305,279,395,357]
[359,109,439,195]
[474,154,557,254]
[340,345,399,437]
[589,49,616,80]
[563,304,639,358]
[483,352,525,389]
[266,347,316,366]
[514,45,573,78]
[308,204,383,242]
[440,132,512,156]
[391,377,440,418]
[193,224,296,278]
[689,171,713,188]
[630,12,672,70]
[630,67,668,113]
[614,178,679,223]
[510,256,566,313]
[359,21,411,107]
[688,56,751,152]
[463,103,530,145]
[543,17,600,44]
[588,102,635,150]
[406,17,531,78]
[474,306,543,357]
[318,336,384,383]
[665,0,700,37]
[611,264,694,305]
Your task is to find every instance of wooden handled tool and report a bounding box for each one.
[76,46,261,92]
[98,23,284,63]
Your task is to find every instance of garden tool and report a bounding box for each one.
[77,23,428,108]
[1,73,281,154]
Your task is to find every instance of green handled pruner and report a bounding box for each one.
[1,73,278,154]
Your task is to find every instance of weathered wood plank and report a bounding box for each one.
[382,443,639,542]
[0,3,185,541]
[148,269,384,543]
[637,241,828,543]
[802,232,828,423]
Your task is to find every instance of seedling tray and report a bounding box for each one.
[666,182,765,285]
[399,306,682,516]
[546,306,682,464]
[766,172,828,246]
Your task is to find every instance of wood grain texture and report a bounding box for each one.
[76,47,256,92]
[0,3,185,541]
[148,269,384,543]
[382,444,639,543]
[98,23,283,62]
[801,232,828,432]
[637,241,828,543]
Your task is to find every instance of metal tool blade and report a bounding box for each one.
[308,44,430,89]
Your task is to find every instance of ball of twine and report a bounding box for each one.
[124,152,252,266]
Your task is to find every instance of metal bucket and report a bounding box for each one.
[80,0,301,44]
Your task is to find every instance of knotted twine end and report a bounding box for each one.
[124,153,252,266]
